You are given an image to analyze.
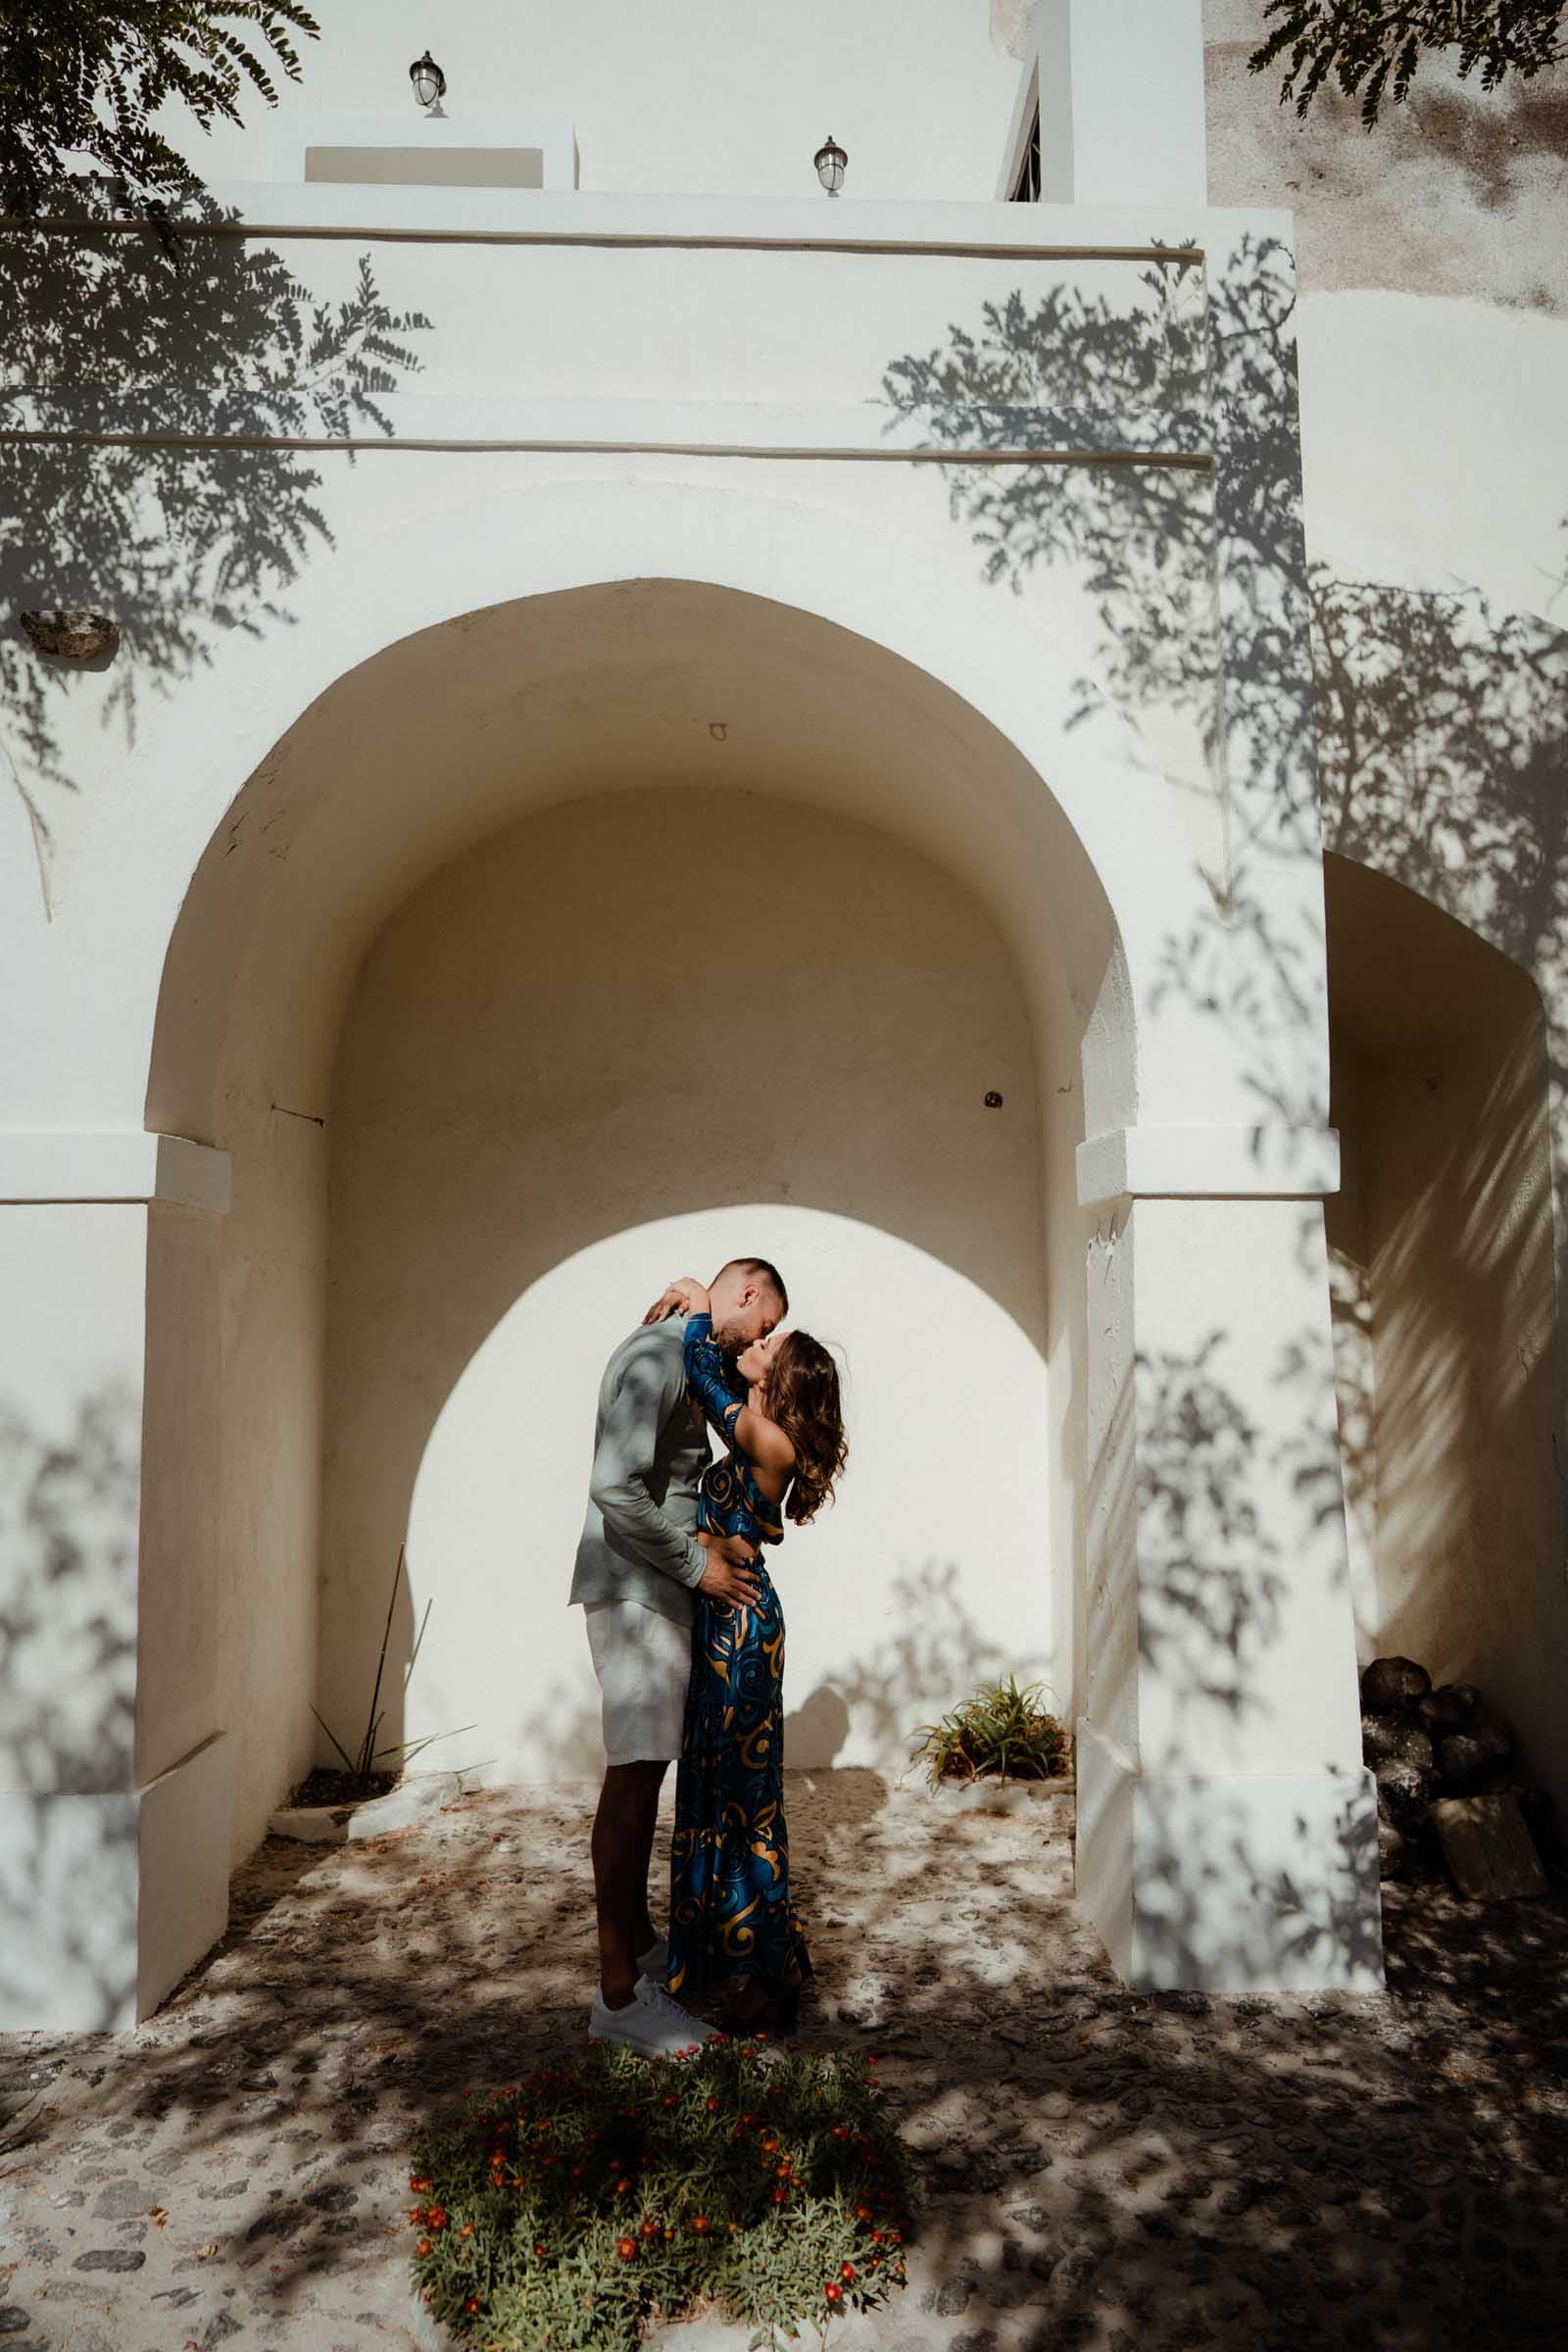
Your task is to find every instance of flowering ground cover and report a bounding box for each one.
[406,2038,914,2349]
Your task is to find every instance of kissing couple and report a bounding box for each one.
[569,1256,848,2057]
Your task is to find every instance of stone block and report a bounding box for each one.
[268,1805,352,1846]
[1417,1684,1479,1738]
[1362,1715,1434,1771]
[270,1772,462,1846]
[348,1773,463,1837]
[1437,1723,1513,1788]
[1373,1755,1436,1831]
[1430,1794,1547,1900]
[1360,1657,1430,1715]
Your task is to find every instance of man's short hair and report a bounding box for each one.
[714,1256,789,1317]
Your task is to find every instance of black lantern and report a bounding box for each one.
[813,135,847,196]
[409,50,447,110]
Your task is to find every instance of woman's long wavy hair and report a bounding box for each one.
[762,1332,848,1525]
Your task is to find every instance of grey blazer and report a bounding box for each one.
[568,1317,710,1626]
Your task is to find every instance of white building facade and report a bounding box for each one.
[3,0,1565,2029]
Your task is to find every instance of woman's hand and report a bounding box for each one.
[642,1275,710,1325]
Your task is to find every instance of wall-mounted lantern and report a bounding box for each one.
[409,50,447,111]
[813,135,847,196]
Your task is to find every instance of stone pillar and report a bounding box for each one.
[1074,1127,1383,1991]
[1035,0,1208,207]
[0,1135,231,2031]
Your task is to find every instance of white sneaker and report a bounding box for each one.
[636,1934,668,1981]
[588,1980,717,2059]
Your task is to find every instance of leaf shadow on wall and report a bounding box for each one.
[0,1383,141,2030]
[0,189,429,897]
[881,230,1568,1980]
[783,1557,1020,1774]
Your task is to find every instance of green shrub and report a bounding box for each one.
[909,1675,1069,1788]
[406,2037,916,2350]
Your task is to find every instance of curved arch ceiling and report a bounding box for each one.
[150,580,1120,1134]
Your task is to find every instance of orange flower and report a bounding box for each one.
[615,2237,638,2262]
[705,2096,721,2113]
[415,2238,431,2258]
[823,2281,843,2304]
[840,2262,857,2282]
[426,2207,448,2231]
[770,2185,788,2205]
[690,2215,711,2235]
[854,2205,872,2223]
[639,2218,660,2239]
[465,2297,479,2315]
[460,2224,474,2238]
[534,2241,546,2258]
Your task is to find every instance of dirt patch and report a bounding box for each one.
[2,1775,1566,2351]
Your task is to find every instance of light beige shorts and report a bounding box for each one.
[584,1598,693,1765]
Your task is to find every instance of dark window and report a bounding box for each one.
[1009,103,1040,203]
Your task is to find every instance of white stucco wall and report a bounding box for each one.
[4,2,1395,2004]
[1325,858,1567,1817]
[149,0,1024,204]
[1205,5,1568,1815]
[318,788,1053,1779]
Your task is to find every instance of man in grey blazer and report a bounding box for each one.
[572,1254,787,2056]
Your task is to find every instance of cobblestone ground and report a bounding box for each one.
[3,1774,1566,2352]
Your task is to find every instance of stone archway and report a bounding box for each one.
[3,482,1378,2024]
[144,575,1124,1894]
[1325,851,1568,1822]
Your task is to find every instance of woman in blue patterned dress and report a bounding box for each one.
[644,1274,847,2032]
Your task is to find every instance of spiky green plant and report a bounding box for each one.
[311,1544,472,1795]
[909,1675,1068,1790]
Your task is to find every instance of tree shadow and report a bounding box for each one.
[0,190,428,895]
[825,1558,1035,1774]
[1132,1333,1287,1731]
[4,1779,1567,2349]
[0,1382,142,2030]
[880,225,1568,1909]
[1311,568,1568,975]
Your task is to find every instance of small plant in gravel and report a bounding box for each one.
[406,2037,915,2350]
[909,1675,1068,1788]
[311,1544,471,1797]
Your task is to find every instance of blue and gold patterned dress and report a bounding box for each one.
[665,1313,809,2009]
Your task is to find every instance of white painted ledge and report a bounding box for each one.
[17,183,1294,260]
[6,390,1212,466]
[1076,1125,1341,1207]
[0,1133,231,1211]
